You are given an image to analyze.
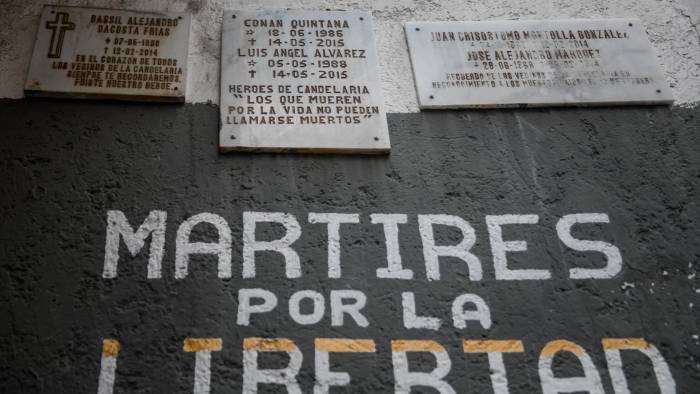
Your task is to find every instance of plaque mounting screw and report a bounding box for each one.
[232,14,236,19]
[359,17,364,21]
[656,89,661,93]
[429,95,434,99]
[415,27,420,31]
[628,23,633,27]
[374,137,379,141]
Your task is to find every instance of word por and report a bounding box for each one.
[234,289,491,330]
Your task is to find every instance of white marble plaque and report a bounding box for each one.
[25,5,190,102]
[219,10,390,154]
[405,19,673,108]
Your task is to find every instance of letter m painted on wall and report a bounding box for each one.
[103,210,167,279]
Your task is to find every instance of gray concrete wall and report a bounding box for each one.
[0,98,698,392]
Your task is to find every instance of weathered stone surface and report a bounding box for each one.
[3,0,700,110]
[219,10,390,153]
[24,5,190,102]
[405,19,674,108]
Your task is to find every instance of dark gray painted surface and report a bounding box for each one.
[0,98,698,392]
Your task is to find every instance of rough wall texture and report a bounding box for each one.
[0,98,698,392]
[1,0,699,110]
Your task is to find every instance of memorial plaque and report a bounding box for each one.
[405,19,674,108]
[219,10,390,154]
[25,5,190,102]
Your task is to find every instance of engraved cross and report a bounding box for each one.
[45,12,75,58]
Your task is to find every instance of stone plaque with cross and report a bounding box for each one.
[219,10,390,154]
[405,19,674,108]
[24,5,190,102]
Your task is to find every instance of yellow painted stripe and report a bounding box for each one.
[602,338,649,350]
[391,340,445,352]
[541,340,584,357]
[315,338,376,353]
[102,339,120,358]
[463,340,524,353]
[243,337,296,352]
[183,338,223,352]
